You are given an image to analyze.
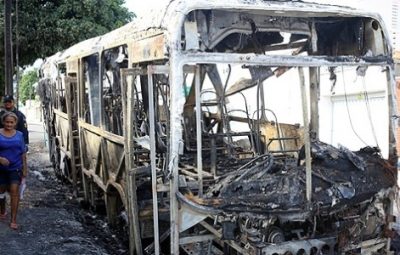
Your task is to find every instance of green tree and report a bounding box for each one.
[19,69,38,105]
[0,0,134,95]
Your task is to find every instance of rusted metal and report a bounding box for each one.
[130,34,166,64]
[66,59,79,74]
[309,67,320,140]
[122,68,143,255]
[64,77,79,194]
[147,65,161,255]
[299,67,312,202]
[195,66,203,197]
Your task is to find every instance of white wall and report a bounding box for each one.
[318,67,389,156]
[20,100,42,124]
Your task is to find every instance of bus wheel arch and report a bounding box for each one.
[105,182,127,228]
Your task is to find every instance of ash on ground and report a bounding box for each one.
[0,142,128,255]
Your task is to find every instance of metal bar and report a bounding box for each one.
[115,154,125,181]
[99,49,105,129]
[147,66,160,255]
[168,11,192,252]
[121,67,147,77]
[79,130,90,202]
[180,168,212,178]
[269,149,300,153]
[139,65,178,254]
[94,144,102,175]
[200,222,248,254]
[386,67,397,160]
[57,77,62,113]
[145,229,171,255]
[179,234,215,245]
[82,168,107,191]
[345,238,388,250]
[385,66,397,251]
[311,21,318,53]
[79,62,85,119]
[150,65,170,73]
[64,77,78,195]
[195,66,203,197]
[53,109,69,119]
[121,69,143,255]
[122,65,194,76]
[298,67,312,202]
[309,67,320,139]
[127,171,143,255]
[179,52,391,67]
[269,137,299,141]
[128,74,143,255]
[169,61,182,255]
[58,146,71,157]
[100,138,110,181]
[78,121,125,144]
[211,138,216,177]
[209,132,260,137]
[264,41,307,52]
[89,179,95,208]
[157,181,200,192]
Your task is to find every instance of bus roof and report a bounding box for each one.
[43,0,388,67]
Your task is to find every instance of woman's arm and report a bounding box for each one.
[0,156,10,166]
[22,153,27,177]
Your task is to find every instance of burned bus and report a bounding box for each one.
[38,0,398,254]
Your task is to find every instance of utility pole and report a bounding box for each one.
[15,0,19,106]
[4,0,13,96]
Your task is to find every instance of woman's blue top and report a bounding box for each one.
[0,131,25,171]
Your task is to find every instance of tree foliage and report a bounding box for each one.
[0,0,134,94]
[19,69,38,105]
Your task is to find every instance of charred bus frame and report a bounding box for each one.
[38,1,398,255]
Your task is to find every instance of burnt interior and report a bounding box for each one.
[175,9,394,255]
[207,142,395,212]
[185,10,387,57]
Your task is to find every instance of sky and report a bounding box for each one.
[123,0,169,17]
[123,0,386,20]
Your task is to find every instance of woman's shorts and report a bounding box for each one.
[0,170,21,186]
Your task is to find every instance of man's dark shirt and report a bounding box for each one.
[0,108,29,144]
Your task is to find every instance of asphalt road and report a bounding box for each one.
[0,124,127,255]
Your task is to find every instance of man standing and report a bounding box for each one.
[0,95,29,146]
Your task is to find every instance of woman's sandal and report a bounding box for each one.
[9,222,18,230]
[0,212,7,220]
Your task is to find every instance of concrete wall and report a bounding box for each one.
[20,99,42,124]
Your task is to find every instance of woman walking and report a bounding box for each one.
[0,111,27,230]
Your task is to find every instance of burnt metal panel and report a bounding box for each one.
[130,34,167,64]
[66,59,79,74]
